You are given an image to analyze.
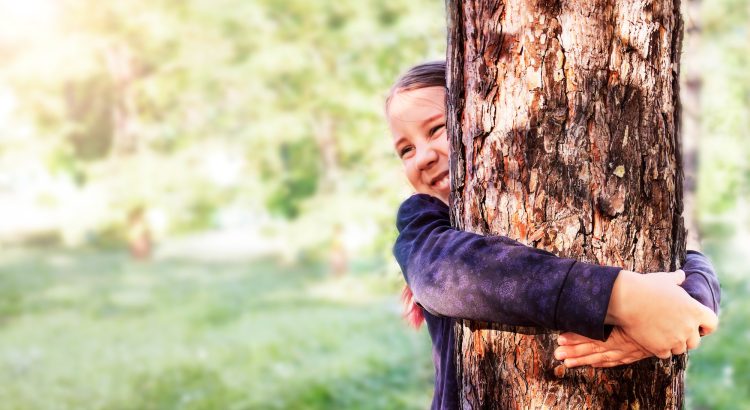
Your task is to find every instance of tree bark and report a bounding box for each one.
[446,0,687,408]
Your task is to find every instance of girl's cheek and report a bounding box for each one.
[401,163,413,181]
[406,167,422,190]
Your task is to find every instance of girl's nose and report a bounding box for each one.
[416,147,438,171]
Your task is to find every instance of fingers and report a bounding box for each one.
[556,328,654,368]
[591,356,640,368]
[643,269,685,285]
[671,341,688,355]
[562,351,651,368]
[698,305,719,335]
[555,342,603,360]
[557,332,593,346]
[670,269,686,285]
[686,331,701,350]
[563,351,618,368]
[655,350,672,360]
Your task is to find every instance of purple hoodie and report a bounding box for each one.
[393,194,720,410]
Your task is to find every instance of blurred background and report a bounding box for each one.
[0,0,746,409]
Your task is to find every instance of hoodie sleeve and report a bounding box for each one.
[393,194,621,341]
[682,251,721,314]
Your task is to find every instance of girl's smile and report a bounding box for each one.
[387,86,450,204]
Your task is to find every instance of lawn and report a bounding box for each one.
[0,248,433,409]
[0,243,746,409]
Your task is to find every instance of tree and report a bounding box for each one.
[446,0,687,408]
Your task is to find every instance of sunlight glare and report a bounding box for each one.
[0,0,58,22]
[0,0,60,43]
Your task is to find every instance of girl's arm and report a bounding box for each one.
[394,193,619,340]
[394,194,719,347]
[556,251,720,367]
[681,250,721,314]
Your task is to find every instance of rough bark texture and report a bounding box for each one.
[446,0,687,408]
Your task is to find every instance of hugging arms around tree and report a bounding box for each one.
[394,193,720,356]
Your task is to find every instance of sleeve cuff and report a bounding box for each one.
[684,250,721,314]
[555,261,621,341]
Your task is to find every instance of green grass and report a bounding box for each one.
[0,248,433,410]
[0,244,746,409]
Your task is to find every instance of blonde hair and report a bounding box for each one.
[385,61,446,111]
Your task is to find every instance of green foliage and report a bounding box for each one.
[63,75,115,161]
[263,138,322,219]
[687,241,750,409]
[0,0,442,244]
[697,0,750,223]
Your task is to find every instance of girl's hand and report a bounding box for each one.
[555,328,651,368]
[605,270,718,359]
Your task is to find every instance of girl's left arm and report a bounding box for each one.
[556,251,721,367]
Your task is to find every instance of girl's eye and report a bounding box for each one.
[399,146,414,158]
[429,124,445,137]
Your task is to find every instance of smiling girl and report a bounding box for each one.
[387,61,720,410]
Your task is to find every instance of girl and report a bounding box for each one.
[387,61,720,410]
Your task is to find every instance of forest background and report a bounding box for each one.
[0,0,747,409]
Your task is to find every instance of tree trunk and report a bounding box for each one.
[104,43,140,156]
[446,0,687,408]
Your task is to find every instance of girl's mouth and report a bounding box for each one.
[430,171,449,189]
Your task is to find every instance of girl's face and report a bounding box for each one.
[387,86,450,204]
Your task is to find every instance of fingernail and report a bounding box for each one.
[555,351,566,360]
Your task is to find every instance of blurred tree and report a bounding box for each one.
[63,74,114,161]
[682,0,702,250]
[262,138,322,219]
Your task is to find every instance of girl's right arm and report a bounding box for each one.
[394,193,620,340]
[394,194,718,354]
